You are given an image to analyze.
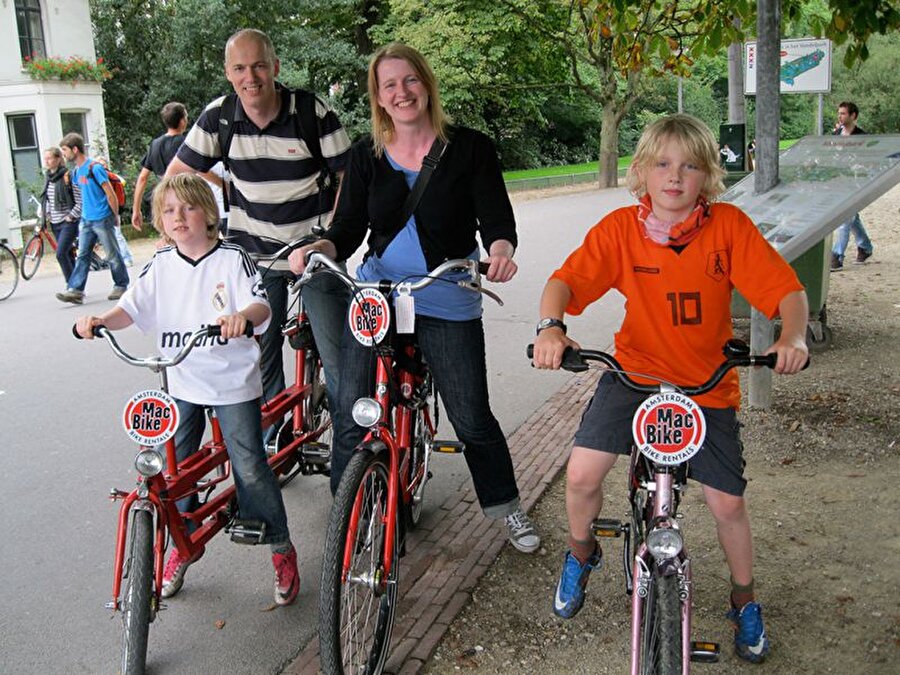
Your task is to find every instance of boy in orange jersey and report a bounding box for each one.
[531,114,809,663]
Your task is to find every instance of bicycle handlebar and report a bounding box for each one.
[295,252,501,305]
[73,323,254,370]
[526,339,808,397]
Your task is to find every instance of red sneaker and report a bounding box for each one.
[160,546,205,599]
[272,545,300,606]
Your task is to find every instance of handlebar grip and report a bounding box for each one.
[72,324,105,340]
[526,344,590,373]
[478,261,491,275]
[206,323,255,339]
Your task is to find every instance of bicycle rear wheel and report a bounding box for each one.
[303,349,332,447]
[20,234,43,279]
[638,566,683,675]
[319,449,399,674]
[0,244,19,301]
[120,509,156,675]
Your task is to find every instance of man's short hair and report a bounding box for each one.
[838,101,860,118]
[161,102,188,130]
[225,28,276,66]
[60,132,85,153]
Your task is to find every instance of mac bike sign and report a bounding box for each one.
[745,38,832,95]
[632,392,706,466]
[123,389,180,445]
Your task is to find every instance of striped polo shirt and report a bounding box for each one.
[176,83,351,271]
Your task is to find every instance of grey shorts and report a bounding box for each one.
[573,372,747,496]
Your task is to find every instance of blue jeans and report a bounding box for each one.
[67,214,129,292]
[331,315,521,517]
[50,220,77,282]
[172,398,289,544]
[831,213,873,262]
[259,268,349,409]
[113,225,134,265]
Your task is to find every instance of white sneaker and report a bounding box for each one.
[505,508,540,553]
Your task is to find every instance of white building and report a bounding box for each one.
[1,0,107,244]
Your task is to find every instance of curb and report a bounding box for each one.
[283,367,601,674]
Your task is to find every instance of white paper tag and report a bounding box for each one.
[394,287,415,334]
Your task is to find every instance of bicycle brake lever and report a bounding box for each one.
[457,280,504,306]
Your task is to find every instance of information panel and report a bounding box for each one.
[745,38,831,95]
[721,134,900,262]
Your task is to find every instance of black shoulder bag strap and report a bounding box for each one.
[399,137,447,226]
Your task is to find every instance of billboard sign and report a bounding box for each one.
[745,38,831,95]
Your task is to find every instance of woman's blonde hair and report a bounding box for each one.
[151,174,220,243]
[625,114,727,200]
[368,42,449,157]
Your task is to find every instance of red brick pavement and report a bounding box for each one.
[283,367,601,675]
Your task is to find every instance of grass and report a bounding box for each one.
[503,139,800,181]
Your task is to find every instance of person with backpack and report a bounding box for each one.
[131,102,188,232]
[166,29,352,424]
[55,132,130,304]
[41,146,82,283]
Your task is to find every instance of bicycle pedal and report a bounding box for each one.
[300,441,330,462]
[225,518,267,545]
[592,518,625,538]
[690,641,720,663]
[433,440,465,453]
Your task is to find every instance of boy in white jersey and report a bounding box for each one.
[76,174,299,605]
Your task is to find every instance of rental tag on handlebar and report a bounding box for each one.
[632,392,706,465]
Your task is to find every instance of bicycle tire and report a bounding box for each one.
[20,234,43,279]
[407,404,432,529]
[319,449,399,675]
[120,509,155,675]
[304,349,332,448]
[639,566,683,675]
[0,244,19,301]
[89,247,109,271]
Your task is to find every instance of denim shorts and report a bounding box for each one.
[573,372,747,496]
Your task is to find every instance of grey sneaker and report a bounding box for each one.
[56,289,84,305]
[506,508,540,553]
[108,286,127,301]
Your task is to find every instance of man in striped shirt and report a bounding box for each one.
[167,28,351,409]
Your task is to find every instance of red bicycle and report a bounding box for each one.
[20,217,108,280]
[75,265,331,674]
[301,252,498,674]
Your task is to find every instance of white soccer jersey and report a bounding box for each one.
[119,242,271,405]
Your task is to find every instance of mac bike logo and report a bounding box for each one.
[632,393,706,465]
[122,389,180,445]
[348,288,391,346]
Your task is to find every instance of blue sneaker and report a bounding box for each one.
[553,549,602,619]
[727,601,770,663]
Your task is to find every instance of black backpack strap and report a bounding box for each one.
[292,89,331,189]
[217,93,238,173]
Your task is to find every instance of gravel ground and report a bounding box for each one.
[426,185,900,674]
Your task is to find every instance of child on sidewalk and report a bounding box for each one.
[75,174,299,605]
[531,114,809,662]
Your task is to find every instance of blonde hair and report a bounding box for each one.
[625,114,726,200]
[368,43,449,157]
[152,174,220,243]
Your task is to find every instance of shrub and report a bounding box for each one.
[23,55,113,83]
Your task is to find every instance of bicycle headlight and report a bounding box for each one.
[134,449,163,477]
[646,525,683,561]
[352,397,382,428]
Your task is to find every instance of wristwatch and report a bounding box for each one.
[536,318,567,335]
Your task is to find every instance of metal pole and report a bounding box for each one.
[817,93,824,135]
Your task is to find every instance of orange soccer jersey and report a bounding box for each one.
[551,202,803,408]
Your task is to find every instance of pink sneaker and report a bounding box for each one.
[272,545,299,605]
[160,546,205,599]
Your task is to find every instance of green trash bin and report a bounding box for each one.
[731,234,833,351]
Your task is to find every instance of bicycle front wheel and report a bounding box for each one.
[0,244,19,301]
[639,566,683,675]
[20,234,43,279]
[120,509,156,675]
[319,449,399,675]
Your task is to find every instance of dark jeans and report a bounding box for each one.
[259,268,349,409]
[331,314,520,517]
[50,220,77,282]
[172,398,289,544]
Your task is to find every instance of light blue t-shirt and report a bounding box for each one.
[73,158,114,221]
[356,152,481,321]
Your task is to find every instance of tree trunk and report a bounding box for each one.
[598,103,620,189]
[727,39,745,124]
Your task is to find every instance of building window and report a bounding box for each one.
[16,0,46,61]
[60,111,91,157]
[7,114,42,219]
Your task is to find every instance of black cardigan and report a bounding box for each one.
[325,126,517,270]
